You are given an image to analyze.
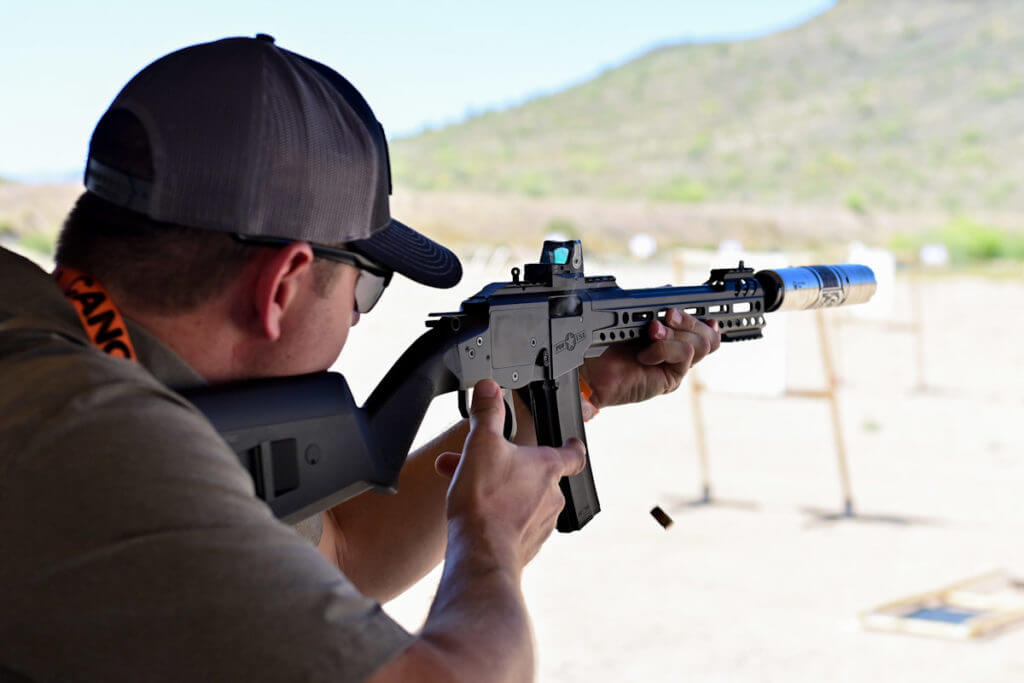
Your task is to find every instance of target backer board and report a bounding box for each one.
[860,570,1024,640]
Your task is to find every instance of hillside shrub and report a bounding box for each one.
[845,192,868,213]
[890,217,1024,264]
[937,217,1024,262]
[508,172,551,198]
[651,176,709,203]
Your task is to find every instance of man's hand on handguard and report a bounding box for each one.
[580,308,721,409]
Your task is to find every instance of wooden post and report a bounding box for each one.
[815,309,855,516]
[911,268,928,392]
[674,250,856,517]
[690,375,712,503]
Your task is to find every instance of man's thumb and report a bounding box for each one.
[469,379,504,435]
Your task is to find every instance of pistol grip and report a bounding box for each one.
[501,388,517,441]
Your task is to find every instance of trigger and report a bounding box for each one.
[501,388,518,441]
[458,389,469,419]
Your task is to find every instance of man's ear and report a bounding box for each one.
[252,242,316,341]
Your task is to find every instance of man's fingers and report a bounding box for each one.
[662,308,700,333]
[558,438,588,476]
[435,451,462,478]
[637,335,700,367]
[636,342,689,367]
[666,309,721,353]
[701,317,722,353]
[468,379,506,436]
[642,310,721,367]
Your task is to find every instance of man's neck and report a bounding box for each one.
[119,299,249,384]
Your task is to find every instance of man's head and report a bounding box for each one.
[56,35,461,380]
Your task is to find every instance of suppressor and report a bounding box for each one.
[756,264,877,312]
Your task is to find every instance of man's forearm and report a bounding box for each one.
[368,379,584,683]
[323,420,465,602]
[368,522,534,683]
[324,396,538,602]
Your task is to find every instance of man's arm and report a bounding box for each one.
[368,380,586,683]
[321,310,719,602]
[319,419,463,600]
[320,391,537,602]
[1,348,416,683]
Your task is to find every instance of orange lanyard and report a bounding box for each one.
[54,267,138,361]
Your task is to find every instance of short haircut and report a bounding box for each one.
[56,109,338,314]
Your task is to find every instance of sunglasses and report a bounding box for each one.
[233,234,393,313]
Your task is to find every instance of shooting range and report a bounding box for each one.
[6,0,1024,680]
[323,239,1024,680]
[5,222,1022,681]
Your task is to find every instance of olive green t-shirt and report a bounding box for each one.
[0,247,412,681]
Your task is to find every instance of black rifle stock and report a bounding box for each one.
[184,239,876,531]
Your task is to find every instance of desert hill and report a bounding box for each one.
[392,0,1024,214]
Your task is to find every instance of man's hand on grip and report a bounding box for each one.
[435,379,586,569]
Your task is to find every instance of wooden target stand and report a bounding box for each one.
[674,254,856,518]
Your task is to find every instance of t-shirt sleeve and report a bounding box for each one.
[0,356,414,682]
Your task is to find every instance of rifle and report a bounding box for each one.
[184,240,876,532]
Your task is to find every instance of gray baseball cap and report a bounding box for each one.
[84,34,461,289]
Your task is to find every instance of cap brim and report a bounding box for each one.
[347,219,462,289]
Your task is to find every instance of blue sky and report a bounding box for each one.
[1,0,834,181]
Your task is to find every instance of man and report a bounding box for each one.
[0,36,719,681]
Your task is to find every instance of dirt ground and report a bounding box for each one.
[338,253,1024,683]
